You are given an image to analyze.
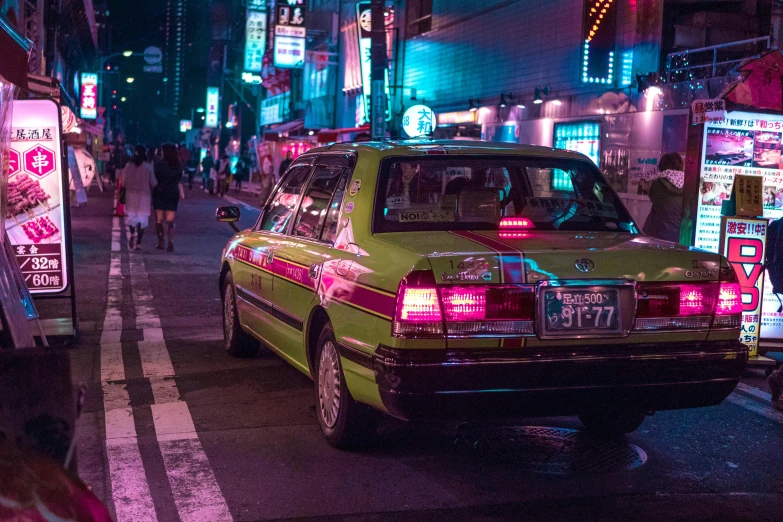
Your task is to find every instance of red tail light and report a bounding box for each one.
[636,281,741,331]
[392,272,534,338]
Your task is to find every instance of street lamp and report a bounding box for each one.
[122,50,133,57]
[126,77,134,84]
[120,96,127,102]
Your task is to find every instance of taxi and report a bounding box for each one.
[216,140,747,448]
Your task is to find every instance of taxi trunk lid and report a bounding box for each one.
[378,230,723,285]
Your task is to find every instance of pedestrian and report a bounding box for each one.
[201,150,214,193]
[119,145,156,250]
[217,153,231,198]
[279,150,293,179]
[642,152,685,243]
[179,143,194,190]
[153,143,183,252]
[235,155,249,194]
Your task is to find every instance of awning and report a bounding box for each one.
[0,17,30,89]
[317,124,369,143]
[270,119,304,135]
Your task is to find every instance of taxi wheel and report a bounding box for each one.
[315,323,378,449]
[578,409,645,436]
[222,272,260,358]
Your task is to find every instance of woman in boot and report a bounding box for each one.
[152,143,183,252]
[120,145,156,250]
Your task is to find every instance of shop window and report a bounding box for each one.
[406,0,432,37]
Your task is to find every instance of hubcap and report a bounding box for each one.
[223,285,234,346]
[318,341,341,428]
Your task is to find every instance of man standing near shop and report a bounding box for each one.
[278,150,293,180]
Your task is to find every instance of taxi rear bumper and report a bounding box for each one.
[371,340,747,420]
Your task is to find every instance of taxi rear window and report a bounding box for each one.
[372,156,637,233]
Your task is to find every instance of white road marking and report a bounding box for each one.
[223,194,259,212]
[101,218,159,522]
[128,244,233,521]
[111,241,121,252]
[736,382,772,401]
[726,393,783,424]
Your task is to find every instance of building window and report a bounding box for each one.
[406,0,432,37]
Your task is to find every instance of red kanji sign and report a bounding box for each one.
[23,144,56,178]
[8,149,20,176]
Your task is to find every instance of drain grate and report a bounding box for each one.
[452,426,647,475]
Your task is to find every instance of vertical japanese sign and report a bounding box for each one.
[720,216,767,356]
[273,0,306,68]
[5,100,68,293]
[355,2,373,122]
[80,72,98,119]
[205,87,219,128]
[244,1,267,73]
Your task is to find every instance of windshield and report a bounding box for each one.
[373,156,637,233]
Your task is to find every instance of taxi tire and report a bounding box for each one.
[315,323,379,449]
[222,272,260,358]
[578,409,645,436]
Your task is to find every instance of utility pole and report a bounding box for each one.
[370,0,387,139]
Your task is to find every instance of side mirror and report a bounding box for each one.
[216,206,240,232]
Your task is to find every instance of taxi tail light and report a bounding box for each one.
[393,272,535,338]
[393,271,444,337]
[635,281,741,331]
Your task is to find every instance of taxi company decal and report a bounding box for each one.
[344,201,355,214]
[449,230,525,284]
[274,256,317,291]
[399,209,453,222]
[232,244,272,273]
[349,179,361,196]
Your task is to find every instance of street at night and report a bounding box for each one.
[7,1,783,521]
[61,188,783,521]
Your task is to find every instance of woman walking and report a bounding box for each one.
[120,145,156,249]
[153,143,183,252]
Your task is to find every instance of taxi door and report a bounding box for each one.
[235,159,314,359]
[272,155,354,368]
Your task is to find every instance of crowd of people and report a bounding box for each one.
[199,150,252,197]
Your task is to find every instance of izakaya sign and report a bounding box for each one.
[205,87,219,128]
[5,100,69,294]
[720,216,767,356]
[80,72,98,119]
[244,2,267,73]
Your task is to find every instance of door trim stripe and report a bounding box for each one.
[336,342,374,369]
[235,284,304,332]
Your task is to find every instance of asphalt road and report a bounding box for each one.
[66,185,783,521]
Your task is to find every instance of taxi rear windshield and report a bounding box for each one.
[373,156,637,233]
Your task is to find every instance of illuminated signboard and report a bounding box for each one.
[554,121,601,166]
[581,0,617,85]
[695,110,783,342]
[436,111,477,125]
[205,87,220,128]
[179,120,192,132]
[6,100,69,294]
[273,35,305,68]
[80,72,98,119]
[244,7,267,73]
[260,92,290,126]
[720,216,767,356]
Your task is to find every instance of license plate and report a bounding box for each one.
[543,289,619,333]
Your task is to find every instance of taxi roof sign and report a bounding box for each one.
[402,104,435,138]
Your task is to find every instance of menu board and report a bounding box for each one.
[695,111,783,341]
[4,100,67,293]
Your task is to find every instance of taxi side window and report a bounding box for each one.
[291,165,345,240]
[321,170,351,243]
[259,165,312,233]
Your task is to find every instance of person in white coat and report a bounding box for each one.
[120,145,157,249]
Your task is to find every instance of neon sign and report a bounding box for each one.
[581,0,617,85]
[80,73,98,119]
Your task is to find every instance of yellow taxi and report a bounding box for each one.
[216,140,747,448]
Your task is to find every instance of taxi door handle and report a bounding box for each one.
[308,263,320,279]
[267,250,274,264]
